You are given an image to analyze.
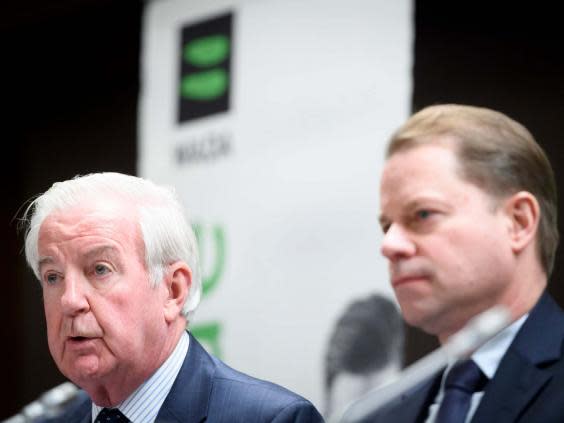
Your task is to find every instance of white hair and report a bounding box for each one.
[23,172,201,319]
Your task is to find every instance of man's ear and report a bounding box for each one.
[504,191,540,253]
[163,261,192,323]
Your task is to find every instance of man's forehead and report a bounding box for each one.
[379,145,466,212]
[38,202,142,251]
[381,143,461,184]
[41,210,131,235]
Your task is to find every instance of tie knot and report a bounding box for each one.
[95,408,129,423]
[445,359,488,394]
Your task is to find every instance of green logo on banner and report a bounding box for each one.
[193,223,225,296]
[184,35,230,67]
[191,223,226,358]
[178,13,232,123]
[181,69,228,101]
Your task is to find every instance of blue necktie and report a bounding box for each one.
[94,408,129,423]
[436,359,488,423]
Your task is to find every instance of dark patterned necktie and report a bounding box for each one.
[435,359,488,423]
[94,408,130,423]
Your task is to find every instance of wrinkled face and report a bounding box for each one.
[38,201,170,390]
[379,144,515,340]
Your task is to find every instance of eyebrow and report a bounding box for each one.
[38,246,123,272]
[378,195,447,226]
[38,256,55,271]
[83,246,126,271]
[83,245,121,261]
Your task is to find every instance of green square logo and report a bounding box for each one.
[178,12,232,123]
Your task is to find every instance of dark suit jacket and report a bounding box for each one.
[363,292,564,422]
[44,332,324,423]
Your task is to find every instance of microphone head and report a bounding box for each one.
[40,382,78,409]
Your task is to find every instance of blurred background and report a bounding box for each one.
[2,0,564,419]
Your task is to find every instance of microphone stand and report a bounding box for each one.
[332,305,511,423]
[2,382,79,423]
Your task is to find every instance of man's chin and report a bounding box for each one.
[60,355,107,383]
[399,305,441,334]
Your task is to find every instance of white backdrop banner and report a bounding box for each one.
[139,0,412,412]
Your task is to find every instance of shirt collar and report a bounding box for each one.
[443,313,528,379]
[471,313,528,379]
[92,331,189,423]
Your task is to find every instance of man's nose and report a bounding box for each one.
[381,224,416,261]
[60,273,90,316]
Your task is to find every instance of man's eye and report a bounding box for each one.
[416,209,433,219]
[94,264,111,276]
[45,273,60,285]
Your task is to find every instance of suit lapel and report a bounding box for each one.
[368,372,441,423]
[400,374,442,423]
[58,389,91,423]
[156,332,216,423]
[471,348,552,421]
[471,292,564,422]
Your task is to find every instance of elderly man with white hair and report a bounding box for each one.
[23,172,323,423]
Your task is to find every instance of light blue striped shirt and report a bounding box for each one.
[92,331,189,423]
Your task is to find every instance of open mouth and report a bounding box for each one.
[68,336,92,343]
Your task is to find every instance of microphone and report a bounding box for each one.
[332,305,512,423]
[2,382,79,423]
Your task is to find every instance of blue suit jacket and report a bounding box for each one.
[362,292,564,422]
[45,333,324,423]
